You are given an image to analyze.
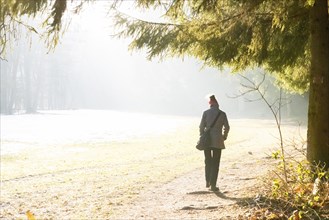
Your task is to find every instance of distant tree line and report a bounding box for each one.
[0,31,80,114]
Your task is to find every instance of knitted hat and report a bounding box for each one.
[208,95,218,105]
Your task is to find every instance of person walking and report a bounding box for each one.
[199,95,230,191]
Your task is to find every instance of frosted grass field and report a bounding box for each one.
[0,110,308,219]
[0,110,197,155]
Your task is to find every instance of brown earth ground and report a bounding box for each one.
[0,118,306,219]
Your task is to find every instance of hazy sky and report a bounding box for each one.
[49,1,243,116]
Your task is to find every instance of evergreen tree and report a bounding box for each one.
[112,0,329,168]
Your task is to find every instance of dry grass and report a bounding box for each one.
[1,120,202,219]
[0,118,308,219]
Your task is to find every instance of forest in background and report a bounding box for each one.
[0,25,308,118]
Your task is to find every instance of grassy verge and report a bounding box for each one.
[246,150,329,220]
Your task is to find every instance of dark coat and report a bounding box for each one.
[199,104,230,149]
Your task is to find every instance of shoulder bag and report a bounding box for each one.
[196,111,221,151]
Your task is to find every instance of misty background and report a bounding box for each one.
[0,2,308,119]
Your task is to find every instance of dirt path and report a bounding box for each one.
[115,169,259,219]
[113,120,306,219]
[114,143,273,219]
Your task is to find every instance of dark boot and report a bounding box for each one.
[210,186,219,191]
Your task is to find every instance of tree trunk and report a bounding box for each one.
[0,61,9,114]
[307,0,329,168]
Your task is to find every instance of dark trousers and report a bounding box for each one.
[204,148,222,187]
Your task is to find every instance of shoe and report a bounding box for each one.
[206,182,210,188]
[210,186,219,192]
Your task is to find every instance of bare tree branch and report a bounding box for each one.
[229,71,290,183]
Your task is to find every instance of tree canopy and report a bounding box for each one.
[113,0,314,93]
[0,0,314,93]
[0,0,81,57]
